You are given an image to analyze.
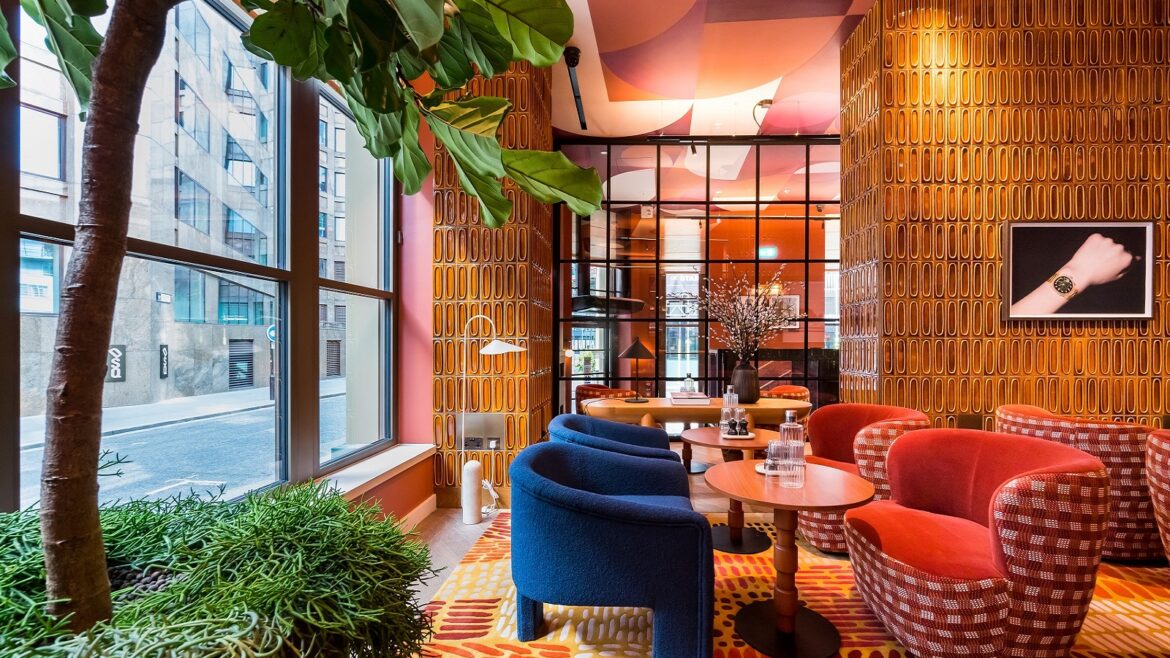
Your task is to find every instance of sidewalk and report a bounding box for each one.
[20,379,346,449]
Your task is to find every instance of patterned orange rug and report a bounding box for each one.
[423,512,1170,657]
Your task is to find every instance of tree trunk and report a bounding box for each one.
[40,0,181,632]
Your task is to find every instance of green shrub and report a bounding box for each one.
[0,482,434,657]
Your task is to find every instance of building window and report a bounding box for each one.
[334,126,346,153]
[319,304,328,322]
[175,169,211,234]
[334,216,346,243]
[318,258,328,276]
[334,172,346,197]
[318,166,328,192]
[174,2,211,69]
[224,208,269,264]
[318,212,328,238]
[18,240,59,314]
[333,261,345,281]
[19,106,64,179]
[318,119,329,146]
[218,279,272,325]
[175,76,211,151]
[334,305,346,325]
[173,268,206,323]
[257,111,269,144]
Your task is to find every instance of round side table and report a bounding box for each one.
[705,461,875,658]
[681,427,778,554]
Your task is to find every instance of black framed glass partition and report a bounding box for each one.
[554,138,841,415]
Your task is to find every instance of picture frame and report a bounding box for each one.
[1004,221,1154,321]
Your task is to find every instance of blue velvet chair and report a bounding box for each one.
[547,413,680,462]
[510,441,714,658]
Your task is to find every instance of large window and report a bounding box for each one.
[556,140,842,412]
[7,0,398,511]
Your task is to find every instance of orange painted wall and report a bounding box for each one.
[399,127,437,444]
[354,458,435,521]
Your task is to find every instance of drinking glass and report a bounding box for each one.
[779,440,805,488]
[763,440,784,476]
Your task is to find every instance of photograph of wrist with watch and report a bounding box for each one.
[1006,221,1154,320]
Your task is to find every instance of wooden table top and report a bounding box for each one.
[704,461,875,512]
[581,397,810,424]
[680,426,779,450]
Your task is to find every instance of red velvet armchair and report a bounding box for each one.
[845,428,1109,658]
[797,403,930,552]
[1147,429,1170,560]
[995,404,1161,560]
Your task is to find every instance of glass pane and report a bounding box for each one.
[659,203,706,261]
[760,145,807,202]
[709,144,756,204]
[809,263,840,320]
[320,291,387,464]
[19,1,282,268]
[759,216,807,261]
[809,144,841,202]
[20,245,282,506]
[609,144,657,201]
[659,144,707,202]
[561,204,608,261]
[609,203,656,260]
[709,204,756,260]
[319,93,383,289]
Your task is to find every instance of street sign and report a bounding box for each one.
[159,344,169,379]
[267,324,277,343]
[106,345,126,383]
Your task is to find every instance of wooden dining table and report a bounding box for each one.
[705,460,875,658]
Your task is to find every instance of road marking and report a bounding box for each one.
[145,478,225,496]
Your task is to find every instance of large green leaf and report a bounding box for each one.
[322,16,355,83]
[389,0,445,51]
[452,156,513,228]
[356,62,404,113]
[0,12,16,90]
[344,93,402,159]
[245,2,327,80]
[393,103,432,195]
[423,97,509,178]
[452,0,511,78]
[502,149,601,216]
[476,0,572,67]
[22,0,102,117]
[427,24,475,89]
[65,0,105,17]
[348,0,408,72]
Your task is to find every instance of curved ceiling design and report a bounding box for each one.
[553,0,874,138]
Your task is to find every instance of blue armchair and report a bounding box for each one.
[510,441,714,658]
[548,413,680,462]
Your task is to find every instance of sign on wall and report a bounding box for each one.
[159,344,169,379]
[106,345,126,383]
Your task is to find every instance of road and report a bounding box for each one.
[19,394,357,507]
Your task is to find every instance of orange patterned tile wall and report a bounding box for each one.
[432,63,554,503]
[840,0,1170,428]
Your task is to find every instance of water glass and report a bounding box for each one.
[763,440,784,476]
[778,441,805,489]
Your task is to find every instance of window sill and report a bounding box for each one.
[322,443,435,500]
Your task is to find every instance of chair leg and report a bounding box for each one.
[516,592,545,641]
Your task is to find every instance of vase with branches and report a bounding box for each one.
[668,269,803,402]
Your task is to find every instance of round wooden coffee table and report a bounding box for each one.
[705,461,875,658]
[681,427,778,554]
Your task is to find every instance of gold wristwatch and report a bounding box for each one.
[1047,272,1079,298]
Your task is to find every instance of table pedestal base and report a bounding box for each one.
[735,600,840,658]
[711,525,771,554]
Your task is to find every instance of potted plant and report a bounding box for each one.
[0,0,600,636]
[671,270,803,403]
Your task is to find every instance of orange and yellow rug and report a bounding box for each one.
[423,512,1170,657]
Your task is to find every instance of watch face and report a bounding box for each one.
[1052,275,1075,295]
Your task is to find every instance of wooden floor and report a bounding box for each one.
[412,444,771,602]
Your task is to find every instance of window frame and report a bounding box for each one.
[0,0,400,511]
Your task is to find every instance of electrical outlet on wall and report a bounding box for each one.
[463,436,483,450]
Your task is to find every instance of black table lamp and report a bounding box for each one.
[618,337,655,403]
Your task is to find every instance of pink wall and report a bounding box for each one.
[355,459,434,521]
[398,127,435,444]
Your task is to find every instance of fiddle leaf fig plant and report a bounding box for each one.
[0,0,598,634]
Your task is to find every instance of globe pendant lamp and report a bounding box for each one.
[618,337,655,403]
[461,315,525,524]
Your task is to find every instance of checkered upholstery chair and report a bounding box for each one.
[845,428,1109,658]
[1146,429,1170,560]
[760,384,811,402]
[797,403,930,553]
[575,384,637,415]
[995,404,1161,560]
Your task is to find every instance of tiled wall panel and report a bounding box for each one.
[433,63,554,499]
[840,0,1170,428]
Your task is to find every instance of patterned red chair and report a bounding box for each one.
[845,428,1109,658]
[995,404,1161,560]
[797,403,930,553]
[761,384,811,402]
[574,384,636,415]
[1146,429,1170,560]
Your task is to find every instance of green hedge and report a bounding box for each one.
[1,482,434,657]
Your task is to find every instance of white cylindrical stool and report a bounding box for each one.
[462,459,483,524]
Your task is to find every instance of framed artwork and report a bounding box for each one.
[1004,221,1153,320]
[779,294,801,329]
